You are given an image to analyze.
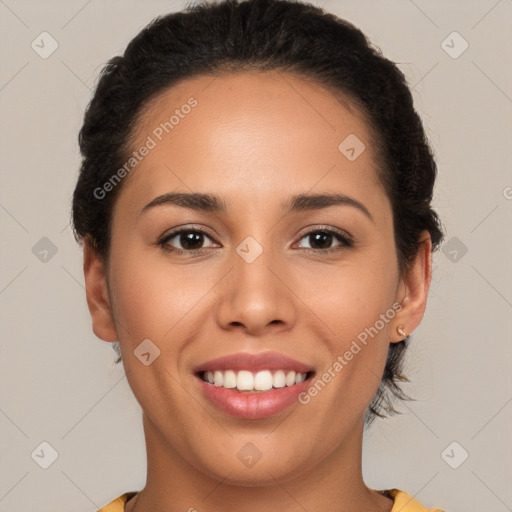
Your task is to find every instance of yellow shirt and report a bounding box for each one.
[98,489,444,511]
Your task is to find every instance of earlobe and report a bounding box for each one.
[392,231,433,343]
[82,236,118,342]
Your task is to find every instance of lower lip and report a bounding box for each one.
[196,376,312,420]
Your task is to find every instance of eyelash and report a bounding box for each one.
[157,225,354,255]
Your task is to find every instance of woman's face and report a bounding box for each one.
[85,70,430,485]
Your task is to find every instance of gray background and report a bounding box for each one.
[1,1,511,511]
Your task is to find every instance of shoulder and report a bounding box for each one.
[388,489,445,512]
[97,492,138,512]
[97,489,446,512]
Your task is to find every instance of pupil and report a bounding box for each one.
[181,232,203,250]
[311,232,332,249]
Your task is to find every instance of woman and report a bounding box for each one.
[71,0,445,510]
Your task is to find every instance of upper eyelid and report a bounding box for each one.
[160,225,218,243]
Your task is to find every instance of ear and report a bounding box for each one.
[82,236,118,342]
[391,230,433,343]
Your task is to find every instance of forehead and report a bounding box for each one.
[119,70,387,216]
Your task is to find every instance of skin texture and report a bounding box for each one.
[83,70,432,512]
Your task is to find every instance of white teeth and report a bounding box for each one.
[285,371,296,386]
[254,370,273,391]
[223,370,237,388]
[237,370,254,391]
[201,369,308,391]
[273,370,286,388]
[213,370,224,387]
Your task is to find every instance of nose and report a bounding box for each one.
[215,240,297,337]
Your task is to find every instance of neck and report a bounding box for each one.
[127,413,393,512]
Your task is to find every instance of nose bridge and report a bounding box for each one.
[230,206,278,278]
[233,233,278,298]
[215,230,296,333]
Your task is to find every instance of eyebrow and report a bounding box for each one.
[138,192,374,223]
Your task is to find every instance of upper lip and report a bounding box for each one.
[193,351,314,374]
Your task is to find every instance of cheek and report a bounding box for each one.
[310,254,398,342]
[106,256,204,416]
[107,252,213,346]
[304,249,398,404]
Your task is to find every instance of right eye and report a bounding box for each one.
[158,227,220,254]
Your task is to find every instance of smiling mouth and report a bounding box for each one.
[197,369,315,393]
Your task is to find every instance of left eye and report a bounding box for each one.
[295,229,352,251]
